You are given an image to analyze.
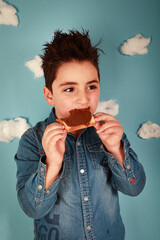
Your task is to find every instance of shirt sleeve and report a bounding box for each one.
[103,133,146,196]
[14,129,64,219]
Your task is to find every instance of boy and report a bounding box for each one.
[15,30,146,240]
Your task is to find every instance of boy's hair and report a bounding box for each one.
[41,29,103,92]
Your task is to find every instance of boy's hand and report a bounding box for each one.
[94,113,124,166]
[42,123,67,188]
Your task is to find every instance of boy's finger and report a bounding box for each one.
[98,126,122,136]
[44,123,65,135]
[96,122,121,134]
[94,113,116,122]
[48,132,67,145]
[45,128,66,141]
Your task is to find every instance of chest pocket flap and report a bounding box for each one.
[86,141,109,172]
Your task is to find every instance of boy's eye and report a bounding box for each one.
[64,87,74,92]
[88,85,97,90]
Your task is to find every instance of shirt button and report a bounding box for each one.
[87,226,91,231]
[77,142,81,146]
[127,165,130,169]
[84,196,88,201]
[41,167,44,172]
[46,190,50,194]
[80,169,84,173]
[111,156,114,159]
[38,185,42,190]
[121,168,125,172]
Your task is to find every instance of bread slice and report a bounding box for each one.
[57,115,96,132]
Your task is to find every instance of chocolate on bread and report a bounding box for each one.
[61,107,92,127]
[57,107,95,132]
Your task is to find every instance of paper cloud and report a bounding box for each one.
[120,33,151,56]
[95,99,119,116]
[137,121,160,139]
[0,118,31,143]
[0,0,19,26]
[25,55,44,78]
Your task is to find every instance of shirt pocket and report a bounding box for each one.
[87,141,109,172]
[62,149,71,179]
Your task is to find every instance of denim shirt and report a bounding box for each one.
[15,108,146,240]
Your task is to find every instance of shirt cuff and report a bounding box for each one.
[38,155,65,196]
[101,138,136,183]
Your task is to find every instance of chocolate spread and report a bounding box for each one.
[61,107,92,126]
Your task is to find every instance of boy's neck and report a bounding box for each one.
[71,129,83,138]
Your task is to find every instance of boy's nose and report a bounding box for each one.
[77,91,89,106]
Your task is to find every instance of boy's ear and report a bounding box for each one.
[43,86,54,106]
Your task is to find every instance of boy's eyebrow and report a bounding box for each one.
[59,82,78,87]
[87,80,99,84]
[59,80,99,87]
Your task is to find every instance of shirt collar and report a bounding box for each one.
[48,107,57,125]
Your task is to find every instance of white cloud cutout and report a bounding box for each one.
[0,0,19,26]
[120,33,151,56]
[0,118,31,143]
[95,99,119,116]
[137,121,160,139]
[25,55,44,78]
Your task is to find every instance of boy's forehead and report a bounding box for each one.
[50,60,100,91]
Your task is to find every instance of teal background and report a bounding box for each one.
[0,0,160,239]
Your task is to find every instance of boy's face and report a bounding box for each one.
[43,60,100,119]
